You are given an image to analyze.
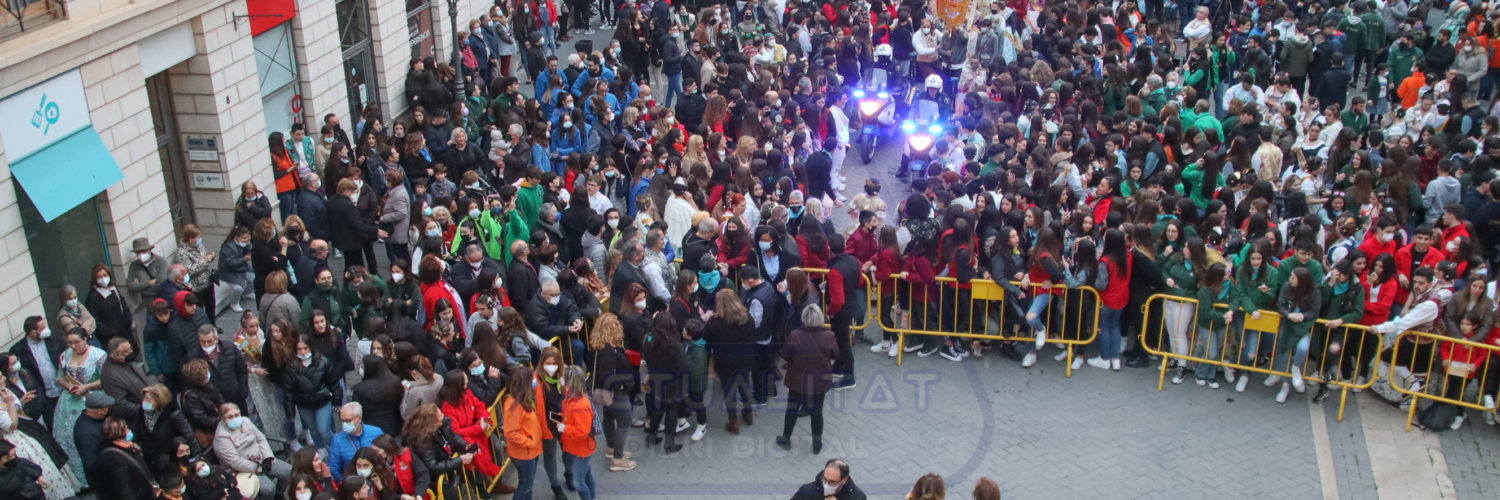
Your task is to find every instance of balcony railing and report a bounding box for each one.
[1,0,67,43]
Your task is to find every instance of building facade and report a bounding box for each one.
[0,0,493,345]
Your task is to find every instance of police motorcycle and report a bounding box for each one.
[895,74,947,181]
[854,44,900,163]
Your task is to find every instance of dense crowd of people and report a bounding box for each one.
[8,0,1500,498]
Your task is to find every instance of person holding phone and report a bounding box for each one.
[503,367,545,500]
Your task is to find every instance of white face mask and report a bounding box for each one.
[543,364,559,376]
[97,277,111,288]
[635,300,647,310]
[547,295,561,306]
[202,343,218,355]
[137,252,151,263]
[607,219,620,228]
[297,492,313,500]
[356,467,373,477]
[494,277,504,289]
[1447,240,1459,253]
[38,328,51,339]
[1379,232,1394,243]
[823,481,840,495]
[66,299,79,308]
[392,272,404,283]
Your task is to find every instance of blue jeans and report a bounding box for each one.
[664,72,682,108]
[1025,293,1052,335]
[1193,326,1225,380]
[1234,316,1270,366]
[277,191,298,222]
[564,453,596,500]
[1280,335,1312,371]
[541,438,570,489]
[540,26,558,56]
[511,457,538,500]
[297,402,334,448]
[1096,306,1123,360]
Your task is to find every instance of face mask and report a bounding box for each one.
[324,137,335,144]
[342,421,359,434]
[635,300,647,310]
[392,272,404,283]
[9,361,19,373]
[317,281,334,292]
[823,481,840,495]
[607,219,619,228]
[38,328,51,339]
[788,206,805,217]
[226,417,243,430]
[543,364,559,376]
[547,295,561,306]
[423,207,434,216]
[356,467,373,478]
[97,277,111,288]
[1447,241,1459,253]
[605,170,616,178]
[137,253,151,263]
[297,492,313,500]
[66,299,79,308]
[490,206,504,217]
[198,466,212,478]
[1379,232,1394,243]
[142,401,155,412]
[297,352,312,361]
[494,277,504,289]
[470,364,486,377]
[182,272,190,284]
[202,344,217,355]
[564,121,573,129]
[427,228,442,238]
[759,241,773,251]
[126,430,135,441]
[469,209,482,219]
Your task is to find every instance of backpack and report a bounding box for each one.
[1417,401,1462,431]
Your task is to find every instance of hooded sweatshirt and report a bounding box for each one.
[1424,175,1463,224]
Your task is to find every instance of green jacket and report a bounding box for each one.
[1162,254,1200,297]
[1232,264,1277,313]
[1191,114,1225,143]
[1340,109,1370,137]
[1194,283,1235,330]
[1319,279,1366,324]
[1271,257,1325,289]
[1360,12,1386,50]
[1181,161,1225,210]
[1338,15,1368,52]
[515,182,543,232]
[1388,46,1424,85]
[683,340,709,394]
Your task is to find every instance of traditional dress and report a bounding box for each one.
[51,345,105,487]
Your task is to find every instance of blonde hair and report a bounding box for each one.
[590,313,625,350]
[714,289,749,324]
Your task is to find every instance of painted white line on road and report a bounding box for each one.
[1356,394,1457,500]
[1308,396,1341,500]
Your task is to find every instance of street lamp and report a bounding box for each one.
[447,0,466,101]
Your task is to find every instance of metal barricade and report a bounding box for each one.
[1387,330,1500,430]
[873,274,1100,377]
[1137,294,1381,420]
[794,267,877,331]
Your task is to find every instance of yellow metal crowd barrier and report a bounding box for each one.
[796,267,876,331]
[1387,330,1500,430]
[1137,294,1381,420]
[426,390,514,499]
[873,274,1100,376]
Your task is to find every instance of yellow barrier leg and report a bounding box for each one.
[1336,387,1349,422]
[897,332,906,367]
[1064,345,1074,378]
[1157,357,1168,392]
[1404,395,1419,431]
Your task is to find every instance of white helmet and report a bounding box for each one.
[874,44,894,58]
[925,74,943,89]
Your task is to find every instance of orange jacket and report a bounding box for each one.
[532,373,556,440]
[502,397,543,460]
[1397,72,1426,109]
[558,396,596,457]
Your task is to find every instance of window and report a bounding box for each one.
[406,0,435,61]
[0,0,67,42]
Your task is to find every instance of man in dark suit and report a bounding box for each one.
[326,178,385,270]
[447,243,502,307]
[185,325,249,412]
[8,316,65,427]
[294,240,331,299]
[505,240,540,311]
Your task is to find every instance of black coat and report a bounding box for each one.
[327,193,379,254]
[96,443,157,500]
[234,194,273,229]
[178,385,222,433]
[1315,66,1352,112]
[559,204,596,263]
[675,92,706,133]
[282,354,335,408]
[506,258,541,311]
[447,258,502,308]
[294,189,329,240]
[410,417,470,479]
[8,336,65,394]
[74,414,106,479]
[120,402,196,475]
[184,339,250,410]
[442,142,488,180]
[0,457,44,500]
[351,371,406,438]
[791,474,867,500]
[525,293,580,341]
[85,287,134,347]
[250,240,289,296]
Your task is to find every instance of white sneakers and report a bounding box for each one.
[1264,375,1282,387]
[1235,376,1250,393]
[1110,359,1122,371]
[887,343,899,357]
[1021,352,1037,367]
[1034,329,1048,348]
[1484,395,1496,426]
[1208,379,1220,390]
[1086,357,1110,370]
[691,424,707,441]
[1291,370,1306,393]
[871,341,891,353]
[1053,350,1070,362]
[1276,383,1291,403]
[1171,369,1187,385]
[1224,367,1237,384]
[1070,356,1085,371]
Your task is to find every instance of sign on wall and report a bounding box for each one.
[0,69,91,160]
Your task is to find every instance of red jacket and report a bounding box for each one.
[1099,254,1131,309]
[420,282,468,340]
[875,248,902,297]
[1360,276,1398,326]
[1356,232,1397,263]
[797,236,830,269]
[1393,243,1446,305]
[846,227,879,264]
[391,449,416,495]
[1441,223,1471,251]
[441,391,501,477]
